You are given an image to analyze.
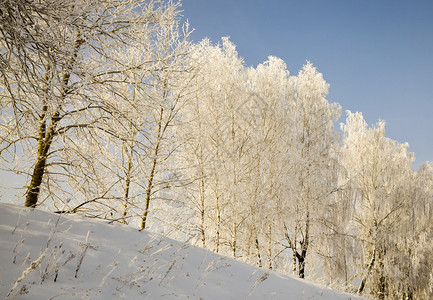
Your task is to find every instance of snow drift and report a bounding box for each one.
[0,203,366,299]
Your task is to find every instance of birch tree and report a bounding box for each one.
[340,111,417,299]
[175,38,250,253]
[282,62,341,278]
[243,56,290,268]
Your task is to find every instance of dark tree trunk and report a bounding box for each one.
[298,256,305,279]
[25,146,49,207]
[255,237,262,267]
[25,111,59,207]
[141,153,158,230]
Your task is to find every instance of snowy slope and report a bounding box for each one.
[0,204,367,299]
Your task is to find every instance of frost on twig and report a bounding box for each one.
[12,239,25,264]
[159,259,176,286]
[7,213,63,298]
[39,242,76,283]
[6,248,48,298]
[248,271,269,297]
[75,230,97,278]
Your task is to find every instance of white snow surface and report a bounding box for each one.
[0,204,367,299]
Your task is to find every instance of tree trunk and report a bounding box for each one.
[215,199,221,253]
[199,163,206,248]
[344,253,348,287]
[214,180,221,253]
[122,142,134,224]
[25,111,59,207]
[377,248,386,300]
[25,141,50,207]
[267,223,272,270]
[232,222,237,258]
[298,255,305,279]
[141,152,158,230]
[358,246,376,295]
[196,92,206,248]
[255,237,262,267]
[292,224,298,276]
[141,107,164,230]
[298,212,310,279]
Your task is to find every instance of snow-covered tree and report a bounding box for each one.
[176,38,250,253]
[243,56,291,268]
[0,0,190,214]
[339,111,429,299]
[281,62,341,278]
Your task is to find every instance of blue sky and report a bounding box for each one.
[181,0,433,168]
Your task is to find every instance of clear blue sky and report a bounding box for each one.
[181,0,433,168]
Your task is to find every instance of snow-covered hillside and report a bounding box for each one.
[0,204,367,299]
